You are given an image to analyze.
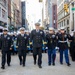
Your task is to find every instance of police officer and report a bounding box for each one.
[46,27,56,66]
[0,28,12,69]
[16,27,28,67]
[58,27,71,66]
[30,23,46,68]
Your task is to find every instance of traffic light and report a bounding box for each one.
[64,4,69,12]
[39,0,42,2]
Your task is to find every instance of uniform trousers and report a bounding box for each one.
[60,49,70,64]
[33,47,42,66]
[1,50,11,66]
[18,49,26,65]
[48,49,56,64]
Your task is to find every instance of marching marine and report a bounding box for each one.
[58,27,71,66]
[46,27,57,66]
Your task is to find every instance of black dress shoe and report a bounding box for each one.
[52,63,55,66]
[34,61,36,65]
[60,62,63,65]
[20,62,22,65]
[8,64,10,66]
[48,63,51,66]
[67,63,71,66]
[38,65,42,68]
[1,65,5,69]
[23,64,25,67]
[72,59,75,61]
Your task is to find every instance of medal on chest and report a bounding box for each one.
[50,36,52,43]
[51,39,52,43]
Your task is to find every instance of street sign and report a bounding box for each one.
[72,8,75,11]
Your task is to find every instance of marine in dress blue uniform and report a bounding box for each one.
[46,27,57,66]
[58,27,71,66]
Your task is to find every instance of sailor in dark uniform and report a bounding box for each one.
[58,27,71,66]
[16,27,28,67]
[30,23,46,68]
[0,28,13,69]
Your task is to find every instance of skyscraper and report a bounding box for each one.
[21,1,26,28]
[52,3,57,29]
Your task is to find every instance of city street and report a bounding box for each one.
[0,53,75,75]
[0,0,75,75]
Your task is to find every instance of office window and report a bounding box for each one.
[67,19,69,25]
[2,9,6,19]
[64,20,65,26]
[60,23,61,27]
[54,20,56,23]
[0,7,1,17]
[53,5,55,10]
[4,0,6,6]
[58,4,63,13]
[62,21,63,26]
[2,0,7,7]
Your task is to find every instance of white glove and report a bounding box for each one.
[55,47,59,50]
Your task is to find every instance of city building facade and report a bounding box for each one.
[43,0,57,29]
[0,0,8,28]
[69,0,75,33]
[11,0,22,30]
[47,0,53,27]
[57,0,71,33]
[14,0,22,28]
[21,1,28,29]
[8,0,11,29]
[42,0,47,29]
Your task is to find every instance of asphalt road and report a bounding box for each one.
[0,53,75,75]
